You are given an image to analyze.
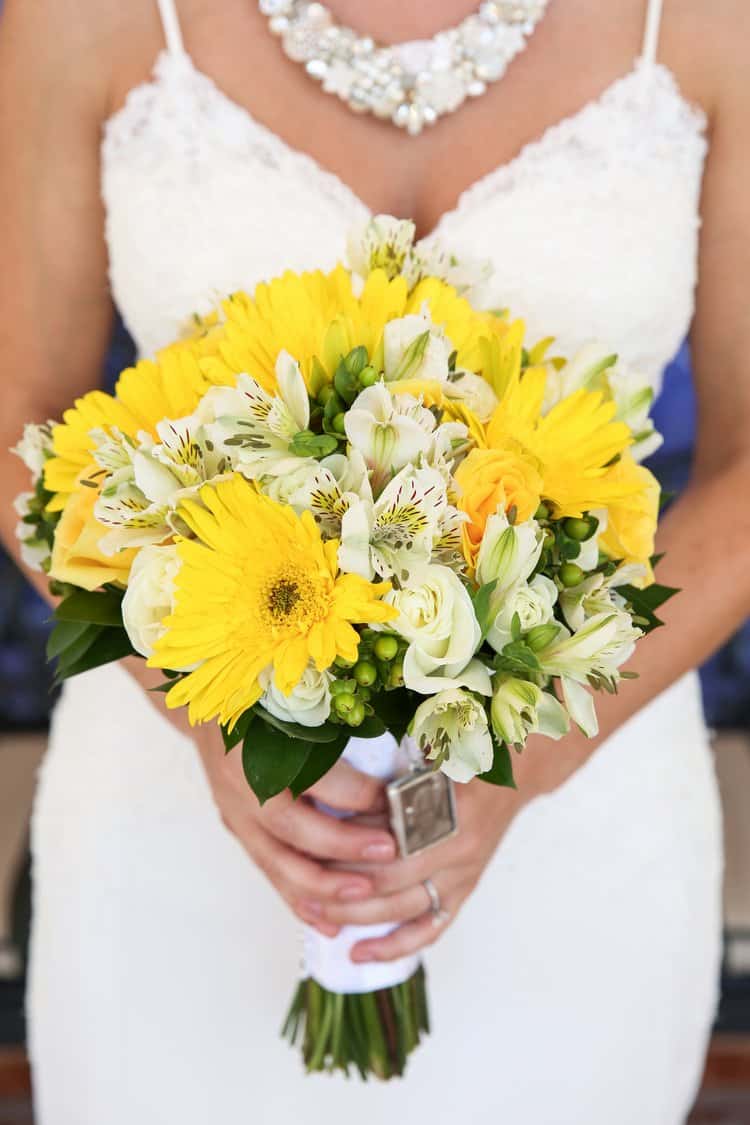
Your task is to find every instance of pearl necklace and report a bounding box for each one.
[259,1,550,134]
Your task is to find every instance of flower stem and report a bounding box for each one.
[281,965,429,1080]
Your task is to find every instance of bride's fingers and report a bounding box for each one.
[238,823,373,914]
[305,760,388,813]
[316,868,469,927]
[262,796,397,864]
[349,894,462,963]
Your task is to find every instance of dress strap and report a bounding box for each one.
[641,0,664,64]
[156,0,186,55]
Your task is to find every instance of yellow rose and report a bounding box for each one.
[599,454,659,577]
[49,479,137,591]
[455,445,542,566]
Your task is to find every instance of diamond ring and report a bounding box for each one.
[422,877,450,926]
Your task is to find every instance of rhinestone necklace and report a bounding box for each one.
[260,1,550,135]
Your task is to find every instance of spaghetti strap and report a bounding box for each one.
[156,0,186,55]
[641,0,664,64]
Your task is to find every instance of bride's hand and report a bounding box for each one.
[194,725,397,938]
[308,777,527,962]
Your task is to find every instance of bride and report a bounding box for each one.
[1,0,748,1120]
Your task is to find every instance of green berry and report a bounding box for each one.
[330,678,354,696]
[388,659,405,689]
[359,365,379,388]
[332,412,347,434]
[317,384,336,407]
[374,635,399,662]
[534,502,550,521]
[333,692,356,717]
[334,655,355,669]
[346,700,366,727]
[353,660,377,687]
[559,562,585,588]
[563,517,594,542]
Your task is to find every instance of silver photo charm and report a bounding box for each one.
[386,768,458,859]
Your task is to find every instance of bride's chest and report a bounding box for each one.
[102,53,707,388]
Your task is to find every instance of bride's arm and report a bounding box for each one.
[319,26,750,962]
[0,0,394,932]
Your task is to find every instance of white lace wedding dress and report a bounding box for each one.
[27,1,722,1121]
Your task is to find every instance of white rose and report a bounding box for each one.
[490,676,569,748]
[410,688,494,783]
[122,545,181,659]
[259,663,332,728]
[386,564,491,695]
[487,574,558,654]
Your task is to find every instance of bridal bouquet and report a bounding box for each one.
[13,216,673,1079]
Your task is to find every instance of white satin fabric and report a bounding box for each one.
[27,5,722,1121]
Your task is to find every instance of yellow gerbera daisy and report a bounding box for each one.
[484,368,642,519]
[149,475,397,729]
[44,341,210,510]
[199,266,503,396]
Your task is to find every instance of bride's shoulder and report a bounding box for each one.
[662,0,747,119]
[0,0,165,115]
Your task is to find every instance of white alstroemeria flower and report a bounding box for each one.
[536,610,642,736]
[121,545,181,659]
[606,364,663,462]
[425,418,471,481]
[491,676,569,748]
[13,492,51,572]
[385,563,491,695]
[411,239,493,298]
[383,308,453,383]
[345,213,493,299]
[345,382,437,494]
[93,416,227,555]
[475,511,545,596]
[410,688,494,783]
[443,369,499,422]
[11,421,54,480]
[431,503,469,574]
[338,465,447,584]
[487,574,558,654]
[259,663,332,728]
[200,352,311,479]
[346,215,417,282]
[542,341,662,462]
[559,562,648,632]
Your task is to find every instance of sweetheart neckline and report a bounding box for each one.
[102,48,708,244]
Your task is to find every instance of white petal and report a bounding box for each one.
[561,676,599,738]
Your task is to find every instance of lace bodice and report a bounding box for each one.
[101,34,707,393]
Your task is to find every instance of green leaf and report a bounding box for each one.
[471,579,498,644]
[496,640,540,674]
[46,618,92,661]
[49,621,104,670]
[614,581,679,633]
[241,720,314,804]
[54,627,135,681]
[220,708,256,752]
[351,713,387,738]
[254,706,345,743]
[55,588,124,627]
[369,687,413,743]
[289,732,350,798]
[478,739,517,789]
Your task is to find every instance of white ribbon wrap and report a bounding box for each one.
[301,732,421,994]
